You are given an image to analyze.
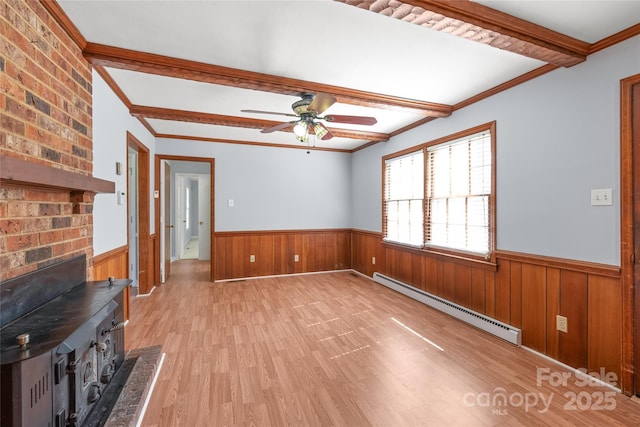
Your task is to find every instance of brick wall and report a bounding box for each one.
[1,0,95,281]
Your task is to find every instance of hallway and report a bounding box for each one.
[181,237,199,259]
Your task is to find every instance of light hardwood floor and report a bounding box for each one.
[126,260,640,426]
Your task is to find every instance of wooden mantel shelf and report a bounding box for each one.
[0,156,115,194]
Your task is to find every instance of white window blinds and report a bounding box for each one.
[426,132,492,255]
[384,150,424,246]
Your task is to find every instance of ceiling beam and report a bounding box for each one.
[154,134,354,153]
[130,105,390,142]
[130,105,283,130]
[336,0,590,67]
[85,43,452,118]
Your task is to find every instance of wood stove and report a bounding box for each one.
[0,256,130,427]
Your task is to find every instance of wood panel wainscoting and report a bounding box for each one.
[214,229,352,281]
[93,245,130,320]
[99,234,157,297]
[93,245,129,279]
[350,229,625,392]
[90,236,158,318]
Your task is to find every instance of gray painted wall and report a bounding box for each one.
[155,140,353,231]
[350,36,640,266]
[92,70,155,256]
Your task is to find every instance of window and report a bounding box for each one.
[384,150,424,246]
[426,132,492,255]
[382,123,495,261]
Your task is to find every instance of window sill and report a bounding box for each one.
[381,240,498,271]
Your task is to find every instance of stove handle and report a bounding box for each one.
[107,322,126,332]
[91,341,107,353]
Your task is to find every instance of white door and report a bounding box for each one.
[160,160,172,283]
[198,175,211,260]
[175,174,198,259]
[127,148,139,287]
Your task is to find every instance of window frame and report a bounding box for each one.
[381,122,496,266]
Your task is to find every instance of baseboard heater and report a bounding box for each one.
[372,272,521,346]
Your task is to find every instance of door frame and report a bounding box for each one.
[620,73,640,396]
[154,154,215,282]
[127,132,152,294]
[196,174,212,262]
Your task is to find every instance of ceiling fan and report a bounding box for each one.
[242,93,377,142]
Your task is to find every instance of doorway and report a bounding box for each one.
[174,173,211,261]
[620,73,640,396]
[127,133,152,294]
[156,155,214,282]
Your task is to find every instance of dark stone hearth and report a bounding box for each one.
[104,346,163,427]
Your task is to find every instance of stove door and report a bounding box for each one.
[66,340,99,426]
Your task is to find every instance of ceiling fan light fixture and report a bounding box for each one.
[293,121,309,142]
[312,122,329,139]
[293,121,307,137]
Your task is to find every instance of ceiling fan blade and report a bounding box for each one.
[242,109,298,118]
[307,93,336,115]
[322,115,377,126]
[321,127,333,140]
[261,121,296,133]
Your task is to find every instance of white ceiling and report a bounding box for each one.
[56,0,640,151]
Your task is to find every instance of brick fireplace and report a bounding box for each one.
[1,0,102,281]
[0,6,163,424]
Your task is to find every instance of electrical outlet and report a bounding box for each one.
[556,315,568,333]
[591,189,613,206]
[294,254,299,262]
[249,255,255,263]
[372,256,376,265]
